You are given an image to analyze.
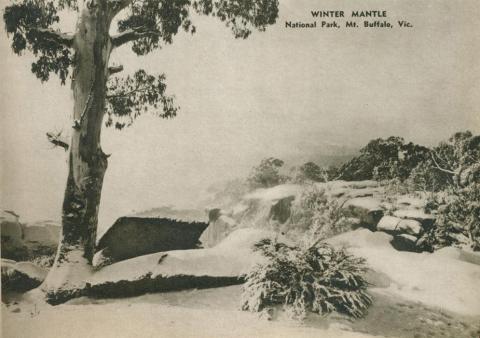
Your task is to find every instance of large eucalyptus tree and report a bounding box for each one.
[3,0,279,302]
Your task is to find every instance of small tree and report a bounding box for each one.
[337,137,430,182]
[3,0,279,302]
[295,161,328,183]
[430,131,480,188]
[247,157,286,188]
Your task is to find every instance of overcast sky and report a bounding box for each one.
[1,0,479,233]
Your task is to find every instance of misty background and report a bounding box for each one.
[1,0,479,235]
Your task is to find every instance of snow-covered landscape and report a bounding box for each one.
[2,179,480,337]
[1,0,479,336]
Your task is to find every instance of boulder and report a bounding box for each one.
[200,214,237,248]
[396,219,423,236]
[342,197,384,230]
[1,259,47,293]
[269,196,295,224]
[377,216,401,233]
[96,217,209,264]
[393,210,436,229]
[390,234,420,252]
[1,218,29,261]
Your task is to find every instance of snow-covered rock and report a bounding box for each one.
[377,216,401,233]
[202,182,437,252]
[390,234,419,252]
[396,219,423,236]
[342,197,384,229]
[95,217,208,264]
[393,209,435,228]
[243,184,302,201]
[200,215,237,248]
[87,229,276,298]
[1,259,47,292]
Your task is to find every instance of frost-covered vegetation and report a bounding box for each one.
[241,239,372,320]
[289,187,354,242]
[228,130,479,251]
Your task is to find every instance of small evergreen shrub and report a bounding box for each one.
[241,239,372,320]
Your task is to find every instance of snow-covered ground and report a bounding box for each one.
[2,287,376,338]
[2,227,480,338]
[327,229,480,317]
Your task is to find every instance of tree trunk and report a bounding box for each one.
[41,0,112,304]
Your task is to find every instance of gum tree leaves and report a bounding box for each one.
[3,0,73,83]
[105,69,178,129]
[115,0,279,55]
[192,0,279,39]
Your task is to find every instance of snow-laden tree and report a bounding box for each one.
[3,0,279,303]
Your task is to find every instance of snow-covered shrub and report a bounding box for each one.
[422,183,480,251]
[241,239,372,320]
[290,186,353,242]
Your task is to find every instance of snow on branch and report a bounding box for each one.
[430,151,455,175]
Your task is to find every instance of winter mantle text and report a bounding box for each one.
[284,10,413,30]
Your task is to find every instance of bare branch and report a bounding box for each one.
[431,152,455,175]
[32,28,74,48]
[46,131,69,151]
[106,85,148,99]
[108,65,124,76]
[111,29,160,48]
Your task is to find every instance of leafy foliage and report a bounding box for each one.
[294,162,328,183]
[247,157,287,188]
[105,69,178,129]
[242,239,372,320]
[117,0,196,55]
[193,0,279,39]
[337,137,431,182]
[3,0,73,83]
[117,0,279,55]
[406,160,450,192]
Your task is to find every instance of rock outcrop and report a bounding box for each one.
[201,181,437,253]
[1,259,47,293]
[50,229,277,303]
